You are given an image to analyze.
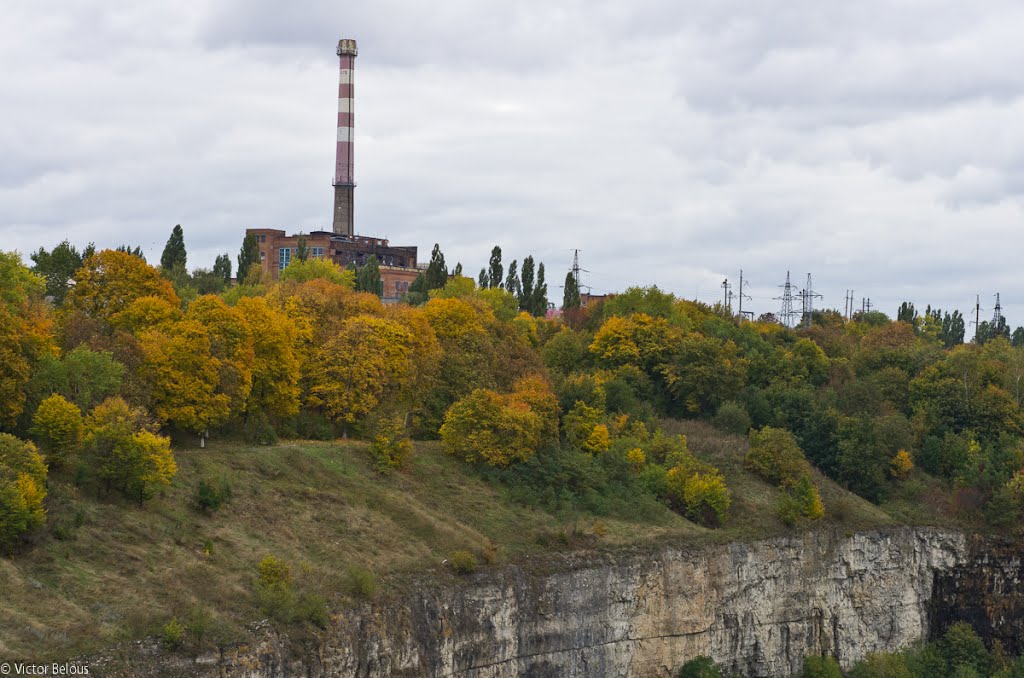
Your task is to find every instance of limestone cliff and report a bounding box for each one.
[95,528,972,677]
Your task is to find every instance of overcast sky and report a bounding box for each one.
[4,1,1024,324]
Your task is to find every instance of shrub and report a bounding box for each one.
[255,554,295,621]
[370,417,413,474]
[801,656,842,678]
[677,656,723,678]
[562,400,605,449]
[449,550,478,574]
[681,471,731,527]
[939,622,991,677]
[847,652,912,678]
[440,389,542,467]
[745,427,811,487]
[712,401,751,435]
[161,617,185,650]
[257,554,292,590]
[294,593,328,628]
[343,565,378,599]
[294,410,334,440]
[0,433,48,551]
[30,394,83,466]
[626,447,646,469]
[890,449,914,479]
[191,477,232,514]
[243,409,278,446]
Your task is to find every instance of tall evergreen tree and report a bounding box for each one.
[160,225,187,271]
[296,235,309,262]
[897,302,916,326]
[115,244,146,261]
[406,272,428,305]
[424,244,448,291]
[531,262,548,316]
[213,254,232,283]
[505,260,520,298]
[453,262,463,277]
[237,233,260,284]
[478,269,488,288]
[355,255,382,296]
[942,310,965,347]
[562,271,580,311]
[520,256,535,310]
[488,246,503,290]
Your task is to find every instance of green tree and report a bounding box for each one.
[295,235,309,262]
[237,233,260,283]
[745,426,811,486]
[505,260,520,298]
[160,224,187,272]
[660,334,747,415]
[488,246,503,289]
[529,262,548,316]
[477,269,488,289]
[355,255,382,296]
[28,346,125,412]
[897,301,917,327]
[676,656,723,678]
[213,253,232,284]
[520,256,535,310]
[30,240,84,303]
[0,433,48,551]
[425,244,448,291]
[563,271,581,311]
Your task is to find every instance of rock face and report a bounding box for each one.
[99,528,972,678]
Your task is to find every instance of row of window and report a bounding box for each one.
[278,246,325,270]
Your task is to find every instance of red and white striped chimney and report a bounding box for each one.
[332,38,357,236]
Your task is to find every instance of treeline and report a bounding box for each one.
[7,225,1024,551]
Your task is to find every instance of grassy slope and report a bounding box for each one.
[1,424,905,660]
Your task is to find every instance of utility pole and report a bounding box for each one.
[572,249,581,291]
[722,278,732,313]
[975,294,981,343]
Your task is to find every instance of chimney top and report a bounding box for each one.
[337,39,357,56]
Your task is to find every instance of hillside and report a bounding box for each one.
[0,423,902,661]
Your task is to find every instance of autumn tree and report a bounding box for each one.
[308,315,412,435]
[355,255,382,296]
[0,434,48,551]
[83,397,175,502]
[186,295,254,415]
[439,388,542,467]
[30,394,83,466]
[67,250,179,323]
[137,319,231,435]
[27,345,125,412]
[745,426,812,486]
[236,297,301,419]
[661,334,747,415]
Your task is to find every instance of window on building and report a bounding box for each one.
[260,235,266,243]
[260,251,265,260]
[311,246,325,258]
[278,247,292,271]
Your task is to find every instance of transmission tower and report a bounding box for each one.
[775,271,798,327]
[571,249,581,291]
[992,293,1003,326]
[738,270,753,321]
[796,273,822,328]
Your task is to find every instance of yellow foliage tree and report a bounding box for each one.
[67,250,179,322]
[890,449,914,479]
[511,375,560,445]
[0,433,48,551]
[84,397,175,502]
[236,297,301,419]
[109,295,182,334]
[30,394,83,466]
[0,306,32,427]
[583,423,611,453]
[589,313,681,371]
[187,295,255,414]
[138,320,231,434]
[440,388,542,467]
[308,315,412,434]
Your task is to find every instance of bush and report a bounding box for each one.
[847,652,912,678]
[449,550,478,574]
[745,427,811,486]
[440,389,542,467]
[939,621,991,677]
[370,417,413,474]
[161,617,185,650]
[244,409,278,446]
[255,554,295,621]
[294,410,334,440]
[0,433,48,551]
[294,593,328,628]
[681,471,731,527]
[801,655,842,678]
[191,477,232,513]
[890,449,914,479]
[343,565,378,599]
[30,394,83,466]
[677,656,723,678]
[712,401,751,435]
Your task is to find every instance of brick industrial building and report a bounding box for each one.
[247,38,420,303]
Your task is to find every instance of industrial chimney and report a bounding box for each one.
[333,39,357,236]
